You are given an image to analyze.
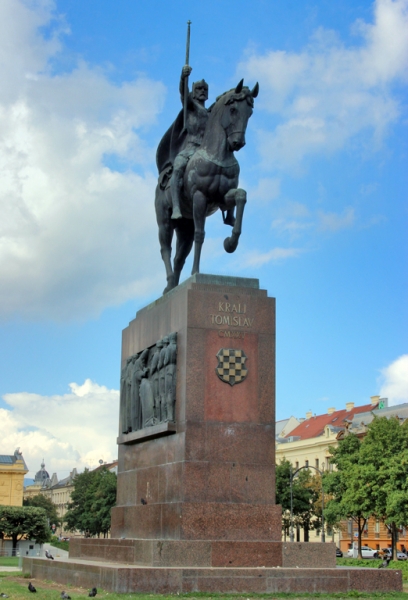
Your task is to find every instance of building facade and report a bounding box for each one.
[0,449,28,507]
[276,397,408,552]
[24,460,118,537]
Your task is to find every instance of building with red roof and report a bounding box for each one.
[276,395,408,552]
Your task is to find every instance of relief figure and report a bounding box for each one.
[164,332,177,422]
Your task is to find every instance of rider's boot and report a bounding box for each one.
[170,170,183,220]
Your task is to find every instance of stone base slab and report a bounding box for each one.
[68,539,336,569]
[22,557,402,594]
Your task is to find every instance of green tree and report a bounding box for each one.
[0,506,50,555]
[324,432,372,558]
[358,416,408,560]
[90,468,117,535]
[23,494,60,529]
[276,459,317,541]
[64,467,117,537]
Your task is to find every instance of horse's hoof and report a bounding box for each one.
[163,278,176,294]
[224,215,236,227]
[224,237,238,253]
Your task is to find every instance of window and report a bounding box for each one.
[295,461,299,469]
[347,520,353,534]
[315,458,319,469]
[305,460,309,468]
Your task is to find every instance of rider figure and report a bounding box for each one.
[170,65,209,219]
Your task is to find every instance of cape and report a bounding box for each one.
[156,108,187,175]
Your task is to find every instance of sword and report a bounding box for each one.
[183,20,191,132]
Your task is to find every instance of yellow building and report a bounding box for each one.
[0,449,28,506]
[42,469,78,534]
[24,460,118,536]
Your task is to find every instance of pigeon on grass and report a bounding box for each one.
[378,555,391,568]
[28,582,37,593]
[88,588,97,597]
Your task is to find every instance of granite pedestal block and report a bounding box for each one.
[21,275,402,593]
[112,274,281,547]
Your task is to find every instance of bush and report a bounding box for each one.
[49,535,69,552]
[337,557,408,581]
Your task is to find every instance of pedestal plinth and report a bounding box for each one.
[112,274,281,547]
[23,275,403,593]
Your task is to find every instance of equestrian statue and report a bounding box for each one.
[155,25,259,294]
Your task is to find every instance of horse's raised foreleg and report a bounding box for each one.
[191,190,207,275]
[173,219,194,286]
[223,188,247,253]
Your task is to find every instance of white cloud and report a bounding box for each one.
[0,0,166,321]
[248,177,281,205]
[270,201,313,238]
[242,247,302,268]
[379,355,408,406]
[238,0,408,170]
[271,218,313,235]
[318,207,355,231]
[0,379,119,479]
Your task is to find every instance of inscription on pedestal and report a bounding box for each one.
[210,302,254,327]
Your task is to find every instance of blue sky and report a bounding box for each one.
[0,0,407,479]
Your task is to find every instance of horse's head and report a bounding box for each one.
[218,80,259,152]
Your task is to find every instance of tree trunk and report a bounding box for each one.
[304,523,309,542]
[357,516,366,559]
[391,522,397,561]
[11,534,18,556]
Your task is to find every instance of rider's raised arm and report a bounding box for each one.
[179,65,192,104]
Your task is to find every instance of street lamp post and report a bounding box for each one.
[290,464,294,542]
[289,464,326,543]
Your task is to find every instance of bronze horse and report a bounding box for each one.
[155,79,259,294]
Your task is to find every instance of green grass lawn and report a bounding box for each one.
[0,574,407,600]
[0,556,20,567]
[49,536,69,552]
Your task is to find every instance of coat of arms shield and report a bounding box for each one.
[215,348,248,386]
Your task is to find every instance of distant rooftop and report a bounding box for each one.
[0,448,28,471]
[281,400,380,441]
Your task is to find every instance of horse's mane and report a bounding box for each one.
[207,86,254,119]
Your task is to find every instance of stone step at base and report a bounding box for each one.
[22,557,402,594]
[69,538,337,569]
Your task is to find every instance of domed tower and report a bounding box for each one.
[34,459,51,488]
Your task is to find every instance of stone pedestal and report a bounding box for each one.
[112,274,281,551]
[21,275,403,594]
